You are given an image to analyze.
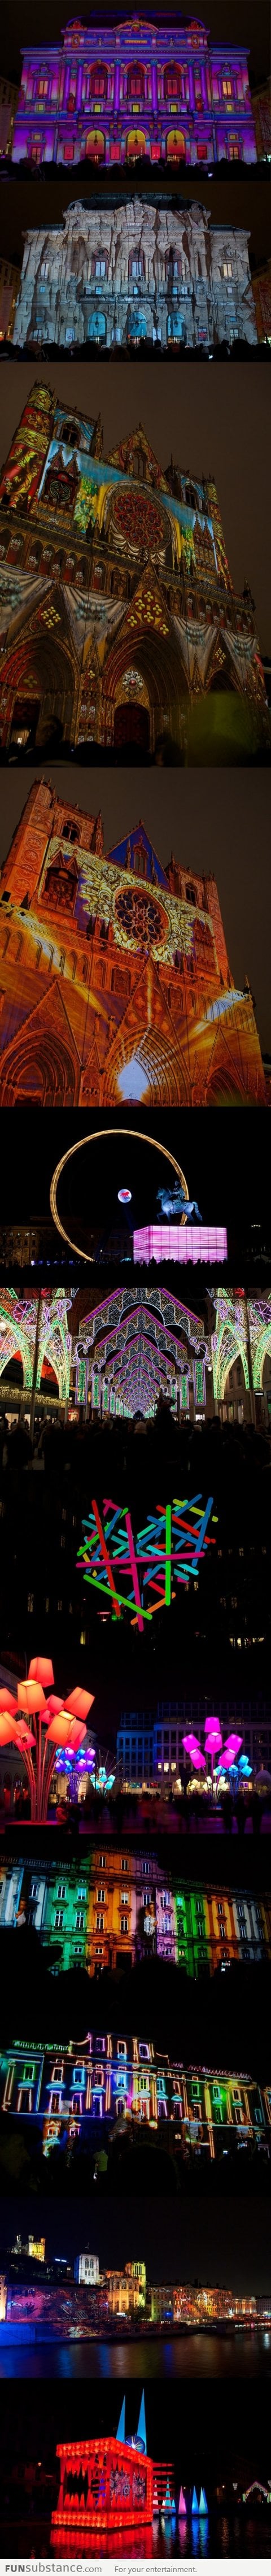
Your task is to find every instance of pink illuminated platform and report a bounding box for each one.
[133,1226,228,1265]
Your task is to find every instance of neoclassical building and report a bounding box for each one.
[12,196,257,350]
[0,389,268,761]
[11,15,257,167]
[0,788,266,1104]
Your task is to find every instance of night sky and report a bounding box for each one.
[1,175,271,270]
[1,767,271,1050]
[0,1100,267,1225]
[1,0,270,92]
[2,2194,271,2290]
[1,360,270,655]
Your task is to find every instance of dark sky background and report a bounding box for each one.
[2,767,271,1049]
[1,2195,271,2289]
[1,0,270,91]
[1,360,270,653]
[1,175,271,268]
[0,1101,266,1225]
[0,2371,269,2485]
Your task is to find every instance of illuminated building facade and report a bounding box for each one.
[1,2270,270,2334]
[1,2035,270,2158]
[0,77,19,159]
[0,781,266,1107]
[117,1702,271,1787]
[0,391,268,775]
[251,81,271,163]
[0,260,21,344]
[251,259,271,347]
[1,1286,270,1423]
[11,18,257,169]
[1,1854,270,1973]
[12,196,257,350]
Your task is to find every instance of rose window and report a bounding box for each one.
[115,884,167,950]
[111,488,166,552]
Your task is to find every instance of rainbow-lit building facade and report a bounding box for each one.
[1,1857,270,1975]
[11,17,257,169]
[1,2035,270,2157]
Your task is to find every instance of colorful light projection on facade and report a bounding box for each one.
[77,1498,216,1626]
[12,197,257,353]
[0,1658,94,1822]
[0,394,268,785]
[11,19,257,171]
[1,1857,269,1975]
[1,2036,270,2160]
[133,1224,228,1263]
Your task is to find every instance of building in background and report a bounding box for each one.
[0,260,21,344]
[0,76,19,159]
[251,258,271,346]
[117,1705,271,1790]
[0,784,266,1105]
[12,196,257,350]
[10,18,257,168]
[251,80,271,163]
[1,1853,270,1972]
[0,392,268,768]
[1,2035,270,2159]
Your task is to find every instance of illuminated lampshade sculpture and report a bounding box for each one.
[182,1717,246,1799]
[1,1662,94,1821]
[54,1745,116,1805]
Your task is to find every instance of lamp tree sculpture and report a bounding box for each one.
[0,1657,94,1822]
[182,1717,251,1798]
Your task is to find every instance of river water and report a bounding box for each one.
[0,2331,270,2379]
[0,2513,270,2558]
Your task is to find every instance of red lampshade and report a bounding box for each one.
[46,1714,87,1748]
[0,1714,19,1745]
[63,1687,94,1721]
[18,1680,46,1714]
[28,1657,54,1686]
[0,1689,18,1715]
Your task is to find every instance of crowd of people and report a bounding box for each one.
[0,1398,270,1493]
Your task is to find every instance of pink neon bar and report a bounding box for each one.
[133,1225,228,1265]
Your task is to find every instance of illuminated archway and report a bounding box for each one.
[126,128,147,159]
[50,1130,189,1260]
[252,1327,271,1390]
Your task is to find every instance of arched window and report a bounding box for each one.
[164,64,181,99]
[62,822,78,844]
[88,311,106,340]
[167,313,183,341]
[90,64,108,99]
[166,128,186,160]
[128,62,145,99]
[86,129,106,159]
[128,311,147,341]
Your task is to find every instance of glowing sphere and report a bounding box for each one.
[117,1187,132,1204]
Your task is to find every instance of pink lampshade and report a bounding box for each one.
[204,1715,221,1730]
[16,1722,36,1748]
[46,1714,87,1748]
[0,1714,19,1745]
[182,1733,199,1755]
[191,1750,206,1773]
[0,1689,18,1715]
[224,1734,243,1758]
[18,1680,46,1714]
[63,1687,94,1721]
[28,1657,54,1687]
[205,1723,222,1744]
[42,1695,65,1720]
